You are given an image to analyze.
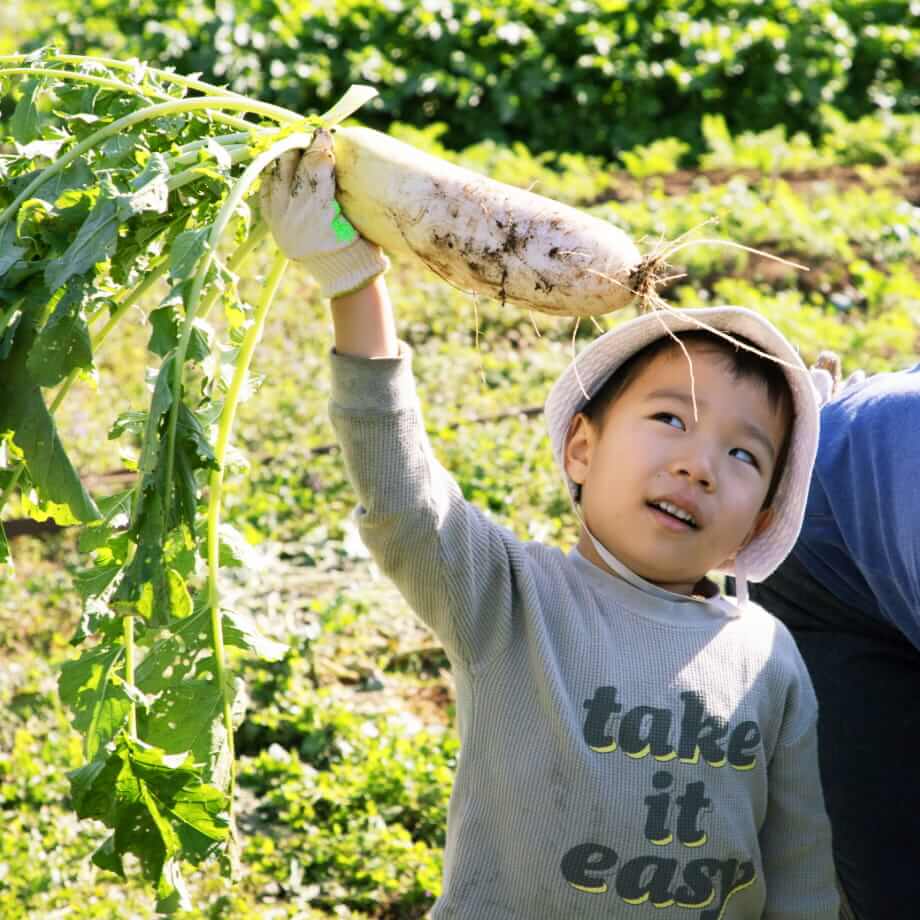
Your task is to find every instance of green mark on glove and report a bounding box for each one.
[331,201,358,244]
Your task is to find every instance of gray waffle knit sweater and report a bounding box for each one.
[329,346,838,920]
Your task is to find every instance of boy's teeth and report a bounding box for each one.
[654,501,696,527]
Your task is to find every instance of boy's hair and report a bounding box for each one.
[578,330,794,507]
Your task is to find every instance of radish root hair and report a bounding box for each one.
[573,225,813,420]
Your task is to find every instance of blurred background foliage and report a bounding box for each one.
[5,0,919,160]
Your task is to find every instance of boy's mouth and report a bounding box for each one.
[648,499,699,529]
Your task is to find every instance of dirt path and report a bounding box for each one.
[599,163,920,205]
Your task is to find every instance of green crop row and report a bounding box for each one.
[388,109,920,203]
[11,0,920,159]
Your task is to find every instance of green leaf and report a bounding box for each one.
[136,355,175,485]
[71,595,124,647]
[26,281,94,388]
[112,492,170,624]
[97,132,140,168]
[111,358,177,624]
[20,489,83,526]
[0,307,23,361]
[172,402,218,530]
[156,858,192,914]
[140,670,225,773]
[223,608,288,661]
[171,780,230,840]
[44,192,120,292]
[217,523,257,569]
[169,227,211,281]
[79,501,133,554]
[121,153,170,218]
[0,522,10,567]
[148,306,211,362]
[167,567,193,619]
[9,158,95,208]
[0,222,27,280]
[97,488,134,526]
[147,307,179,358]
[91,834,126,879]
[73,560,122,601]
[136,621,223,762]
[68,733,229,900]
[53,188,97,235]
[69,750,123,822]
[16,196,57,248]
[59,645,132,760]
[108,410,148,440]
[0,315,100,523]
[10,79,43,145]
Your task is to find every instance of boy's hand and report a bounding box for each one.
[259,128,389,299]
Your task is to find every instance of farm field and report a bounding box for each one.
[1,3,920,918]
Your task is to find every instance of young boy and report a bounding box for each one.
[260,132,839,919]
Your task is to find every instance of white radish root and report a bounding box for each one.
[332,126,643,318]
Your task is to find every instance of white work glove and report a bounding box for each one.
[259,128,389,299]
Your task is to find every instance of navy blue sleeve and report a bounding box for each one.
[792,363,920,650]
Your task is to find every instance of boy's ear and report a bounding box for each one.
[564,413,595,486]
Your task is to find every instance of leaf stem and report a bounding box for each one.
[161,132,314,520]
[167,146,251,192]
[0,66,170,101]
[207,249,288,798]
[0,51,290,109]
[0,95,305,230]
[168,134,254,166]
[0,65,258,135]
[198,223,270,324]
[93,260,170,350]
[174,131,257,152]
[0,53,303,126]
[124,614,137,737]
[46,259,170,415]
[0,464,25,517]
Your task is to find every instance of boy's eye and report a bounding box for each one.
[652,412,685,430]
[730,447,760,469]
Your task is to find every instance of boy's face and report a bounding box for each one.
[564,341,789,595]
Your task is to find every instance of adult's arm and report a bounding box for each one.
[792,364,920,648]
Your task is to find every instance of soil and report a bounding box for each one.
[599,162,920,302]
[596,162,920,207]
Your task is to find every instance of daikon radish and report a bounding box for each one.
[332,126,642,317]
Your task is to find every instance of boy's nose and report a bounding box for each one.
[671,454,715,491]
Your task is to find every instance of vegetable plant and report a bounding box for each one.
[18,0,920,159]
[0,48,375,911]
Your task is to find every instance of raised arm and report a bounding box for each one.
[331,277,398,359]
[259,128,396,358]
[259,130,519,671]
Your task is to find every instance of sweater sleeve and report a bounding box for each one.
[328,344,518,671]
[759,656,839,919]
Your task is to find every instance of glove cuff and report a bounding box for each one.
[303,241,390,300]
